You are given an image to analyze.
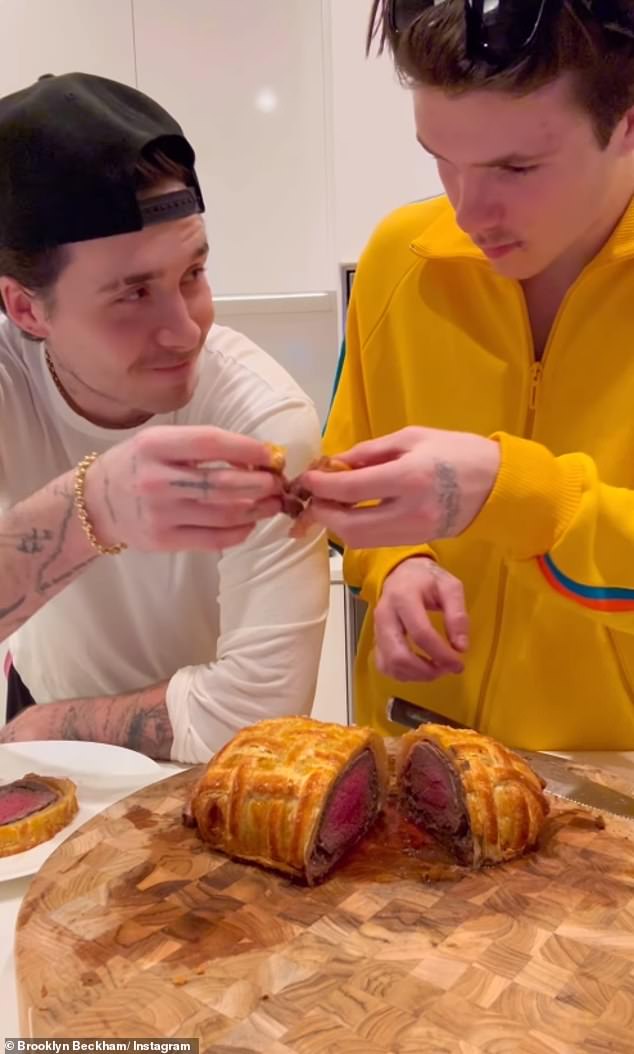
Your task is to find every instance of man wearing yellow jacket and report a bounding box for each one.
[299,0,634,750]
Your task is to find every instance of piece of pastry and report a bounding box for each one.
[187,716,389,884]
[283,456,353,534]
[0,773,78,857]
[307,455,352,474]
[260,448,352,521]
[396,725,549,867]
[264,442,287,476]
[261,443,307,518]
[288,455,351,507]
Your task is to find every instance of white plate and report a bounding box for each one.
[0,741,163,882]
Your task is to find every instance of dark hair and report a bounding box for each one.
[0,149,192,340]
[368,0,634,148]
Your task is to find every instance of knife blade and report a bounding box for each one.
[387,696,634,820]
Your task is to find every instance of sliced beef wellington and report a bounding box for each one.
[187,716,389,884]
[0,773,78,857]
[396,725,549,867]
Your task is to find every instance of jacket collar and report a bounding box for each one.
[410,197,483,261]
[410,194,634,267]
[595,195,634,265]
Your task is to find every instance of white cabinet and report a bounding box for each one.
[213,293,340,426]
[133,0,333,296]
[311,578,349,726]
[0,1,136,98]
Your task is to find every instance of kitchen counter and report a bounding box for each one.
[2,750,633,1039]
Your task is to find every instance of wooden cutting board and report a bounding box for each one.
[15,764,634,1053]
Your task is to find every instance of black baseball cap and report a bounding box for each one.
[0,72,205,252]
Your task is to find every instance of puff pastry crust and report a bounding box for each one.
[305,455,351,474]
[264,443,287,475]
[188,716,389,883]
[396,725,549,867]
[0,773,78,858]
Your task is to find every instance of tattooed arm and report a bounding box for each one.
[0,679,173,760]
[0,470,99,645]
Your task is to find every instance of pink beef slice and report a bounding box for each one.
[402,741,473,864]
[306,749,380,883]
[0,780,57,826]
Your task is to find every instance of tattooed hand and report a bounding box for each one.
[374,557,469,683]
[84,425,285,553]
[293,427,500,548]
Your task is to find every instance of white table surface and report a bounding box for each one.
[0,760,188,1039]
[2,751,634,1039]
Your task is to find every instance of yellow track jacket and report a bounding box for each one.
[324,195,634,750]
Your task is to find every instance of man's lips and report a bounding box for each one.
[479,241,522,259]
[145,357,196,373]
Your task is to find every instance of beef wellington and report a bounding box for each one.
[0,773,78,857]
[396,725,549,867]
[187,716,389,884]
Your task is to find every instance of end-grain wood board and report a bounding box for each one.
[15,764,634,1054]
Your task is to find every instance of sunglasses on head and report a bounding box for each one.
[386,0,634,68]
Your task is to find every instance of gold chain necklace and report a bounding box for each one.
[45,347,151,427]
[44,347,68,400]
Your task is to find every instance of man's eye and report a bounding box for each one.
[183,267,207,283]
[117,287,148,303]
[502,164,539,176]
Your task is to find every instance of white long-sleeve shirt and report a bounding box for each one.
[0,321,329,762]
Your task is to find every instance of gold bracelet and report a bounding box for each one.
[73,452,127,557]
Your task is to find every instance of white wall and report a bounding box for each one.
[0,0,136,93]
[326,0,442,267]
[134,0,334,297]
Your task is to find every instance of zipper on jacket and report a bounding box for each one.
[473,562,509,727]
[473,298,548,729]
[527,362,543,416]
[606,630,634,709]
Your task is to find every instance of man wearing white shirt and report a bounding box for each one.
[0,72,329,762]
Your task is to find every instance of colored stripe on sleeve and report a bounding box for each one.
[537,553,634,611]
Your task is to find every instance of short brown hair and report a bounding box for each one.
[368,0,634,148]
[0,149,192,340]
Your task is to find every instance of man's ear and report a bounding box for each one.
[0,278,51,340]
